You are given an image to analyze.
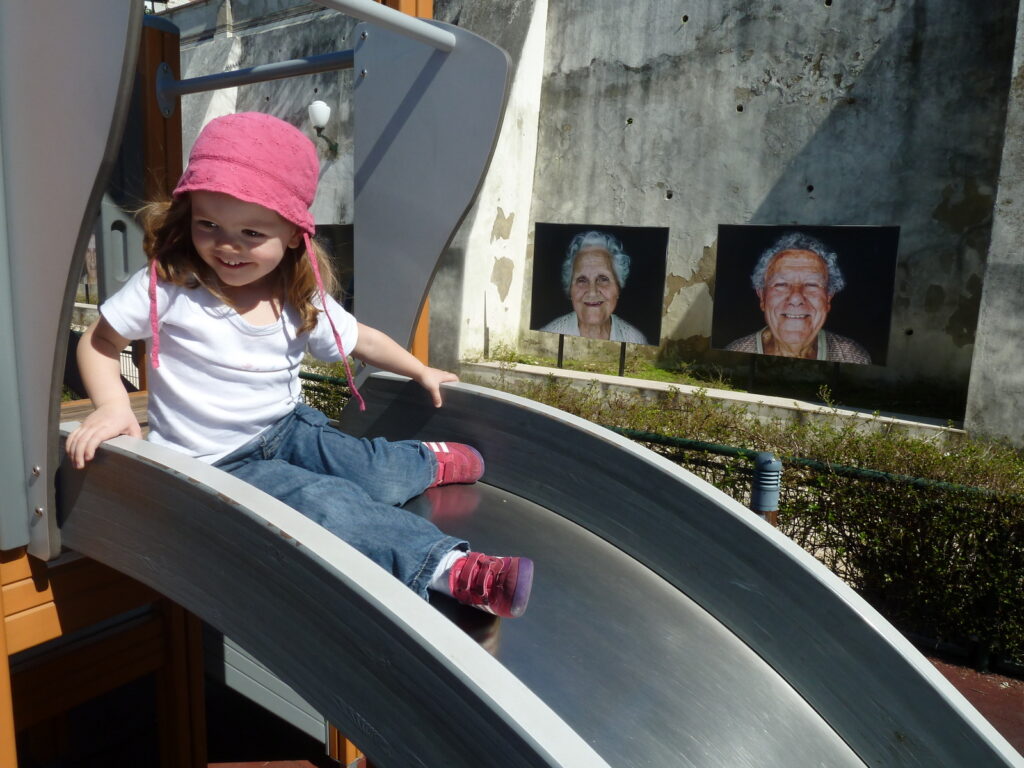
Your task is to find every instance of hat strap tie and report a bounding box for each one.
[306,233,365,411]
[149,259,161,369]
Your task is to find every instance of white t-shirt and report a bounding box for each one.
[101,267,359,463]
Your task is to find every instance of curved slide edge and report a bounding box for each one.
[56,425,610,768]
[340,373,1024,768]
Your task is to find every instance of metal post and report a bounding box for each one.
[156,1,457,117]
[751,452,782,526]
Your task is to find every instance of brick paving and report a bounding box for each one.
[929,657,1024,757]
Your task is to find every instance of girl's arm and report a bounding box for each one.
[351,322,457,407]
[64,317,143,469]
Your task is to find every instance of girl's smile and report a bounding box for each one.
[190,190,301,297]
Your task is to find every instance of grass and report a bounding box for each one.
[483,342,969,422]
[470,356,1024,492]
[483,343,736,390]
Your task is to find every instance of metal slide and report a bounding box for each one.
[59,373,1024,768]
[10,0,1020,763]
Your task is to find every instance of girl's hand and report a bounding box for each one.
[65,403,143,469]
[351,324,458,407]
[416,366,459,408]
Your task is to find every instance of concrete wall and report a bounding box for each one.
[161,1,1024,438]
[429,0,547,368]
[964,0,1024,442]
[514,0,1018,419]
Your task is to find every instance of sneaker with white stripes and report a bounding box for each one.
[424,441,484,487]
[449,552,533,618]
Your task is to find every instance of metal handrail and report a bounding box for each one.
[156,0,456,117]
[316,0,455,51]
[156,51,355,117]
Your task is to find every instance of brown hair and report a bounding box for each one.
[139,195,340,333]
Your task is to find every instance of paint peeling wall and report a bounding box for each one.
[514,0,1018,415]
[429,0,547,367]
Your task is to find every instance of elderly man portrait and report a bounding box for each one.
[539,230,649,344]
[725,232,871,364]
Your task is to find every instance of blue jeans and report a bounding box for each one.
[214,404,467,597]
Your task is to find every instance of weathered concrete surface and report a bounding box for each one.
[162,0,1024,437]
[520,0,1018,420]
[964,0,1024,444]
[429,0,548,370]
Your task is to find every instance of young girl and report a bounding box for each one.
[65,111,533,619]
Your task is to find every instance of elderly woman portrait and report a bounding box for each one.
[539,230,649,344]
[725,232,871,364]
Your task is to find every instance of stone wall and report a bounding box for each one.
[964,0,1024,442]
[162,0,1023,437]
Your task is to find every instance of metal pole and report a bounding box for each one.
[314,0,456,52]
[156,50,355,117]
[158,2,456,117]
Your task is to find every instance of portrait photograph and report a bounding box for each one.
[530,222,668,347]
[711,225,899,365]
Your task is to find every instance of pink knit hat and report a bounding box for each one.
[150,112,363,409]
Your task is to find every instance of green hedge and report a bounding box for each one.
[645,440,1024,665]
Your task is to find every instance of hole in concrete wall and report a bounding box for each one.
[905,328,914,336]
[824,0,832,6]
[626,117,634,125]
[806,184,815,193]
[665,190,674,200]
[682,14,689,22]
[736,104,744,112]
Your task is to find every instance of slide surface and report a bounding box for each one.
[59,375,1024,767]
[406,483,861,766]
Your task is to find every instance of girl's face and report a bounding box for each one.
[190,191,301,296]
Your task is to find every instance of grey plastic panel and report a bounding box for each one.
[0,100,27,552]
[57,426,610,768]
[339,374,1024,768]
[0,0,140,555]
[352,20,510,349]
[96,194,147,304]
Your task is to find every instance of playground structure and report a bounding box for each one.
[1,1,1023,766]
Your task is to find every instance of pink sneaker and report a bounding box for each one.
[449,552,534,619]
[424,442,484,487]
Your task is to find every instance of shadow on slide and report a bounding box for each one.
[58,374,1023,767]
